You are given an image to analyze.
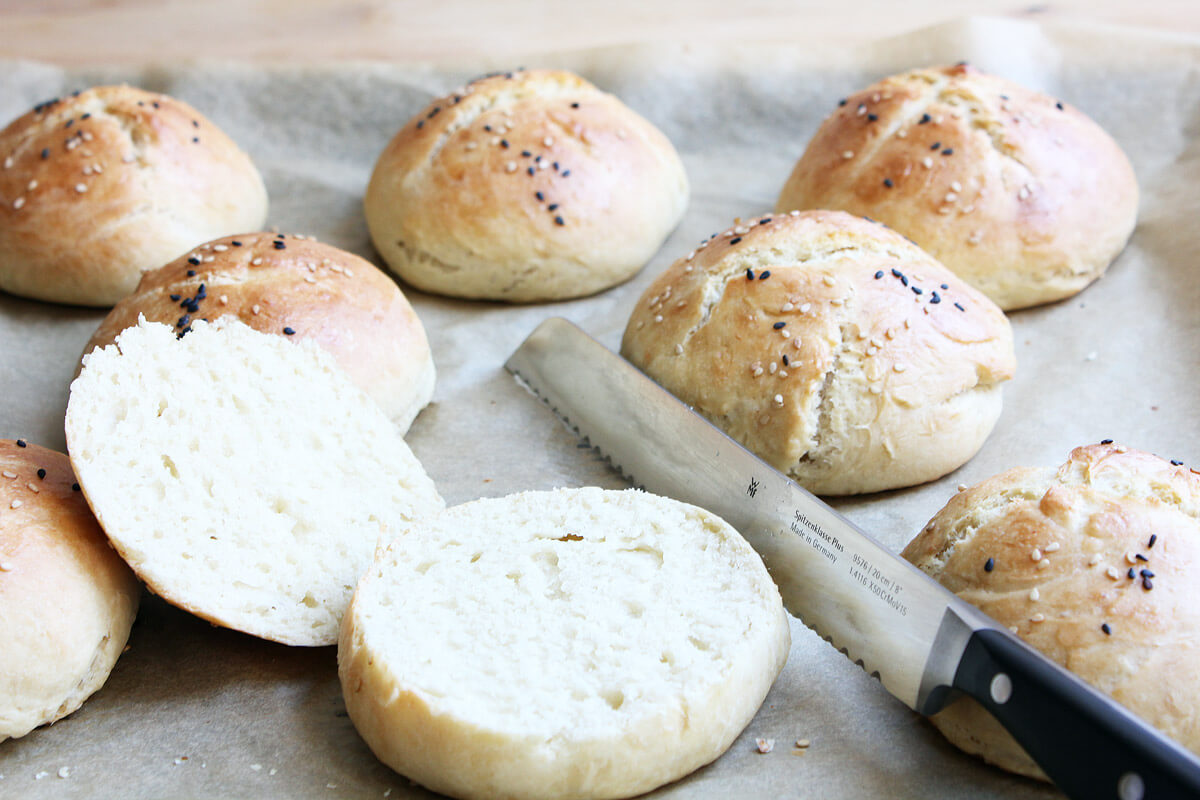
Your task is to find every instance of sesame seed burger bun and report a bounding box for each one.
[80,232,435,433]
[776,64,1138,310]
[1,439,140,741]
[0,85,268,307]
[902,443,1200,779]
[364,69,689,303]
[621,210,1015,496]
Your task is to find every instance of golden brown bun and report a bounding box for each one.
[364,69,688,302]
[621,210,1015,496]
[776,65,1138,310]
[81,232,435,432]
[0,439,140,741]
[902,444,1200,779]
[0,85,268,306]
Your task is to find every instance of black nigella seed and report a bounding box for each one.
[1101,438,1113,444]
[1127,567,1137,579]
[931,142,941,150]
[535,191,544,201]
[483,124,491,132]
[231,241,242,247]
[170,294,181,301]
[940,283,948,290]
[283,327,296,335]
[912,286,923,295]
[942,148,954,155]
[36,468,46,479]
[746,268,755,280]
[41,148,50,159]
[838,98,847,106]
[416,120,424,129]
[527,167,535,176]
[554,215,565,226]
[919,113,931,124]
[772,321,786,330]
[522,150,532,157]
[1140,569,1155,579]
[547,203,559,212]
[782,354,789,366]
[192,119,199,128]
[1135,553,1148,562]
[730,237,742,245]
[891,268,903,278]
[1056,101,1064,110]
[759,270,770,280]
[188,257,200,265]
[72,482,80,491]
[65,119,74,129]
[874,270,884,279]
[1143,577,1154,591]
[901,275,909,287]
[15,439,25,448]
[274,241,286,250]
[192,137,199,144]
[1149,534,1158,548]
[500,139,509,148]
[954,302,965,311]
[186,269,196,277]
[570,102,580,108]
[1171,460,1184,466]
[561,169,570,177]
[152,101,159,108]
[1101,623,1111,635]
[930,292,941,304]
[984,557,995,572]
[760,218,771,225]
[177,314,190,328]
[883,178,893,188]
[867,113,878,122]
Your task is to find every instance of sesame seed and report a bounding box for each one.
[1106,567,1120,580]
[213,244,228,252]
[1088,554,1102,566]
[1037,559,1050,569]
[1031,548,1042,561]
[251,257,263,266]
[1044,542,1060,553]
[9,500,22,509]
[505,162,517,172]
[773,394,784,406]
[944,192,957,203]
[1031,613,1045,623]
[75,183,87,193]
[25,482,38,493]
[1,470,13,478]
[12,197,24,210]
[543,136,553,147]
[0,562,12,572]
[752,366,764,377]
[759,270,770,280]
[842,150,854,159]
[799,303,811,313]
[251,304,261,314]
[654,314,663,323]
[768,362,778,374]
[674,344,683,355]
[1029,588,1040,601]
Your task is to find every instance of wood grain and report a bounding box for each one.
[2,0,1198,65]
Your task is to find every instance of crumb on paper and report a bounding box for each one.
[1085,351,1098,361]
[35,771,48,780]
[269,768,277,776]
[755,737,775,754]
[327,784,338,790]
[795,738,811,748]
[251,764,262,771]
[57,767,70,779]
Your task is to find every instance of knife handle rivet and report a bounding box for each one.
[1117,772,1145,800]
[989,673,1012,705]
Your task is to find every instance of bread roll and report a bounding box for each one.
[621,209,1015,496]
[0,439,140,741]
[339,487,790,800]
[364,69,688,302]
[0,85,268,306]
[66,318,444,647]
[902,443,1200,779]
[81,232,435,432]
[776,64,1138,310]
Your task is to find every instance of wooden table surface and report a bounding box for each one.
[2,0,1198,64]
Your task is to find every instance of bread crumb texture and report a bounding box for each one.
[903,443,1200,779]
[64,318,443,646]
[622,209,1015,495]
[339,487,790,800]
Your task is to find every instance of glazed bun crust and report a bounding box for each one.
[365,69,688,302]
[777,64,1138,310]
[903,444,1200,779]
[81,232,435,432]
[622,210,1015,496]
[0,85,268,306]
[0,440,140,742]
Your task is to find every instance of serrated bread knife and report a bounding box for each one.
[505,317,1200,800]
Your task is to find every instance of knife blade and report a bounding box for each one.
[505,317,1200,800]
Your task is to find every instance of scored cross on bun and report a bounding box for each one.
[364,69,688,302]
[777,64,1138,310]
[0,86,268,306]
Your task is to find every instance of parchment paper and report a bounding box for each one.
[2,16,1198,798]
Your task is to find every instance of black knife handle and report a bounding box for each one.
[953,629,1200,799]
